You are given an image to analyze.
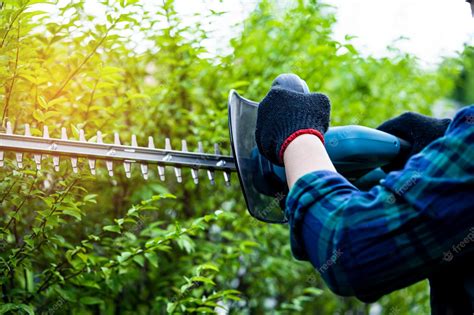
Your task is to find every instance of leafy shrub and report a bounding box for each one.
[0,0,460,314]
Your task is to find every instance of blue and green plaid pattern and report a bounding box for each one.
[285,106,474,304]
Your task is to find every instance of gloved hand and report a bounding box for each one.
[255,87,331,166]
[377,112,451,172]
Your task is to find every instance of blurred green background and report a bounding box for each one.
[0,0,472,314]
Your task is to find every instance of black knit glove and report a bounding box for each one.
[377,112,451,172]
[255,87,331,166]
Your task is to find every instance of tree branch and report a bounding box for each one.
[50,22,117,101]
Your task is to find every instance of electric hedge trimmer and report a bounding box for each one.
[0,74,410,223]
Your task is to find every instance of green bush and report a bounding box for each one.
[0,0,461,314]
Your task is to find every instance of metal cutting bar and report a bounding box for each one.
[0,133,236,173]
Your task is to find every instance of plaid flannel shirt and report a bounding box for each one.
[285,106,474,304]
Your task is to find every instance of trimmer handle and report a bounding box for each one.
[271,73,310,94]
[227,74,412,224]
[261,74,411,180]
[252,125,411,193]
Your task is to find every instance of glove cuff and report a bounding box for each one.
[278,128,325,163]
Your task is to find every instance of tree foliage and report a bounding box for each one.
[0,0,462,314]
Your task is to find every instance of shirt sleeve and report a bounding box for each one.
[285,106,474,302]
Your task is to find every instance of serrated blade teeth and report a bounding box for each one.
[114,132,121,145]
[165,138,182,183]
[15,153,23,169]
[158,167,165,181]
[122,134,137,179]
[0,126,235,185]
[198,142,214,185]
[223,172,231,186]
[131,134,138,147]
[88,160,96,175]
[148,136,165,181]
[43,125,60,171]
[113,134,123,176]
[191,169,199,184]
[79,129,85,141]
[214,143,220,154]
[53,156,60,172]
[4,122,20,167]
[182,140,199,184]
[123,161,131,178]
[34,154,42,170]
[97,131,113,176]
[148,136,154,148]
[132,134,148,179]
[207,169,215,185]
[58,127,67,170]
[140,163,148,180]
[80,129,95,175]
[6,121,12,134]
[55,128,65,172]
[43,125,49,138]
[70,157,77,173]
[213,143,230,186]
[175,169,182,182]
[181,139,188,152]
[25,124,31,136]
[61,127,67,140]
[96,131,103,143]
[25,124,41,169]
[114,133,127,176]
[0,122,6,167]
[106,161,113,176]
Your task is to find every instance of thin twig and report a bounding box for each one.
[3,170,37,230]
[84,75,101,121]
[1,20,21,123]
[0,177,18,205]
[49,22,117,101]
[0,4,27,48]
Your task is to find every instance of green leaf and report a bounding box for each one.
[190,276,215,286]
[33,110,45,122]
[303,287,324,296]
[133,255,145,267]
[62,208,82,221]
[145,252,158,268]
[37,95,48,109]
[103,225,121,233]
[198,263,219,272]
[84,194,97,203]
[80,296,103,305]
[0,303,34,315]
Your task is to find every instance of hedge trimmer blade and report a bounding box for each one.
[0,121,235,186]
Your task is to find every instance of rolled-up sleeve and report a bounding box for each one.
[285,106,474,302]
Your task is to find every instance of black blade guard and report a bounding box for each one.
[228,90,288,224]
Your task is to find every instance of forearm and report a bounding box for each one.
[283,134,336,188]
[284,106,474,300]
